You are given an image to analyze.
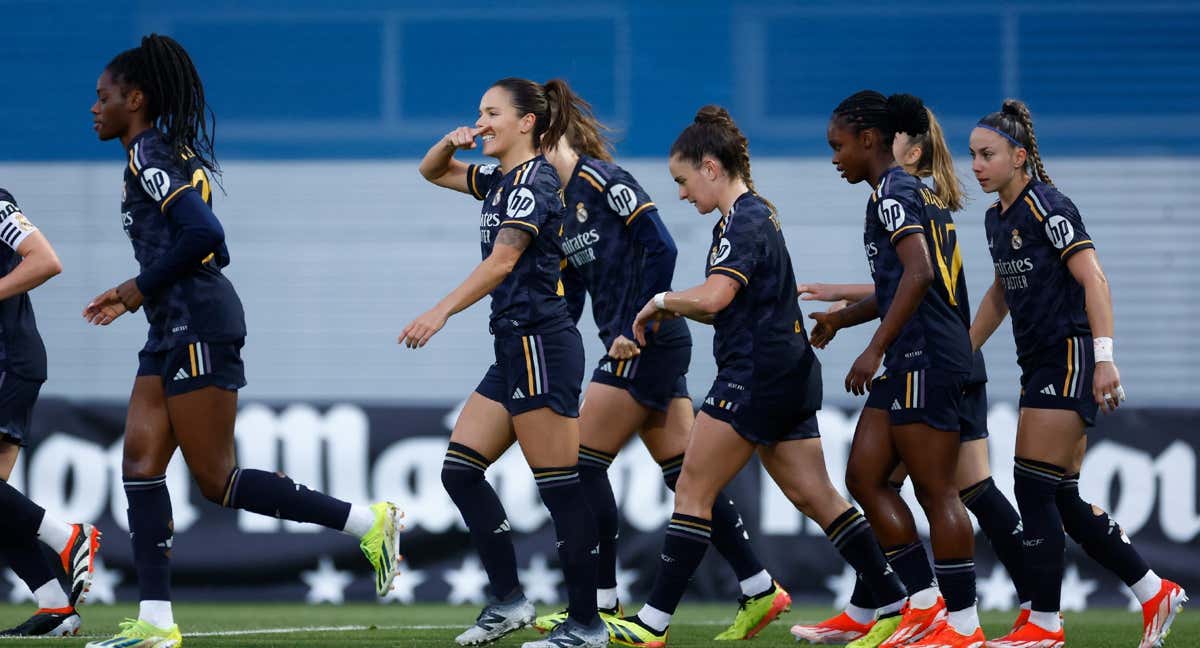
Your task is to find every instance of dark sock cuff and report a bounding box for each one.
[959,476,994,506]
[1015,457,1067,484]
[579,445,616,471]
[666,513,711,540]
[883,541,924,560]
[123,474,168,491]
[1058,473,1082,491]
[658,453,685,480]
[532,466,580,490]
[221,468,241,507]
[445,442,491,473]
[823,507,869,548]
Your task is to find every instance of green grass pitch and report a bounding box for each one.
[0,602,1192,646]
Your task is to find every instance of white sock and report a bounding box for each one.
[139,600,174,628]
[947,606,980,634]
[342,504,376,538]
[596,587,618,610]
[1029,610,1062,632]
[637,605,672,633]
[1131,570,1163,604]
[909,586,940,610]
[37,517,74,553]
[877,599,905,618]
[1021,600,1032,610]
[33,580,68,610]
[845,603,875,624]
[739,570,773,597]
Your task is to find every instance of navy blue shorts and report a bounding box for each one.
[701,355,822,446]
[0,373,42,447]
[476,328,584,418]
[959,381,989,442]
[1018,335,1098,427]
[138,340,247,397]
[867,367,966,433]
[589,342,691,412]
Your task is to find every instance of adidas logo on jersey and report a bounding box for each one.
[173,368,190,381]
[1041,384,1057,396]
[511,387,526,400]
[891,399,902,411]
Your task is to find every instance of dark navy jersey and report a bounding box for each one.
[984,180,1094,361]
[559,156,689,349]
[706,192,811,387]
[122,129,246,352]
[465,157,573,335]
[864,166,971,374]
[0,190,47,381]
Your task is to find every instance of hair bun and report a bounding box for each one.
[886,93,929,136]
[694,105,733,126]
[1001,99,1027,117]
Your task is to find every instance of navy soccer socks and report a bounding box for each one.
[441,442,521,600]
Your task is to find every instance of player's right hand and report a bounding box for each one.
[443,126,483,151]
[808,310,840,349]
[608,335,641,360]
[797,282,842,302]
[82,287,128,326]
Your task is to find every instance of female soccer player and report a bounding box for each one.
[528,87,786,641]
[83,34,401,648]
[602,106,909,648]
[822,91,982,648]
[0,190,101,637]
[792,106,1029,645]
[968,99,1186,648]
[412,77,605,648]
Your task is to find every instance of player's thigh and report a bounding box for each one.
[847,407,901,491]
[123,375,177,478]
[167,385,239,495]
[451,392,517,462]
[639,397,694,462]
[954,438,993,488]
[513,407,579,468]
[758,437,848,528]
[0,441,17,480]
[579,382,649,455]
[892,422,959,496]
[673,412,756,515]
[1015,407,1084,467]
[1067,434,1088,474]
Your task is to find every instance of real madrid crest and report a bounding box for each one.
[576,202,588,223]
[492,187,503,206]
[1010,228,1023,250]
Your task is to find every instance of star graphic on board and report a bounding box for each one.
[82,557,124,605]
[444,556,489,605]
[1059,564,1097,611]
[1122,585,1142,612]
[825,565,858,610]
[614,560,639,604]
[5,569,33,604]
[380,568,427,604]
[978,565,1017,611]
[300,555,354,604]
[519,553,563,604]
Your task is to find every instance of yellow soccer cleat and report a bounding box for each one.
[85,618,183,648]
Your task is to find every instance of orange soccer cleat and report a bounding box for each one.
[791,611,875,644]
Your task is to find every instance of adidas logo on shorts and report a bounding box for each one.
[173,368,190,381]
[511,387,525,400]
[891,399,902,411]
[1041,384,1057,396]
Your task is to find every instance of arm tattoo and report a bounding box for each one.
[495,227,533,252]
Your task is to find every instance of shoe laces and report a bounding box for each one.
[117,618,150,637]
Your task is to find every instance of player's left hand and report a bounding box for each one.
[845,346,882,396]
[608,335,641,360]
[115,277,144,312]
[632,299,676,346]
[82,288,128,326]
[1093,361,1126,413]
[398,308,449,349]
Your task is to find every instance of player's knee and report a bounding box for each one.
[122,456,165,481]
[194,468,232,504]
[672,470,717,517]
[441,461,484,498]
[845,462,878,503]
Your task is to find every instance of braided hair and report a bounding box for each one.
[670,105,774,212]
[831,90,929,148]
[977,99,1052,186]
[107,34,219,175]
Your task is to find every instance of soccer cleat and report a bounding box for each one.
[1008,607,1030,634]
[714,580,791,640]
[0,607,82,636]
[607,615,668,648]
[906,622,985,648]
[60,522,102,607]
[846,615,902,648]
[792,610,875,644]
[1140,579,1188,648]
[85,618,183,647]
[535,601,623,633]
[879,597,947,648]
[360,501,404,597]
[522,618,609,648]
[455,595,536,646]
[984,618,1063,648]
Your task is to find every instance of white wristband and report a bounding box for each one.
[1094,337,1114,363]
[654,292,669,310]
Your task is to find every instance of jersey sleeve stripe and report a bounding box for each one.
[1059,239,1094,259]
[1029,188,1050,217]
[579,165,608,188]
[624,202,656,226]
[500,220,540,236]
[709,266,749,285]
[160,185,192,212]
[468,165,481,200]
[889,224,924,243]
[578,172,604,193]
[1023,195,1045,222]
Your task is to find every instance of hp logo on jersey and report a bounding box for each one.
[606,183,638,217]
[710,237,732,265]
[1045,215,1075,249]
[877,198,905,232]
[507,187,536,219]
[140,168,171,202]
